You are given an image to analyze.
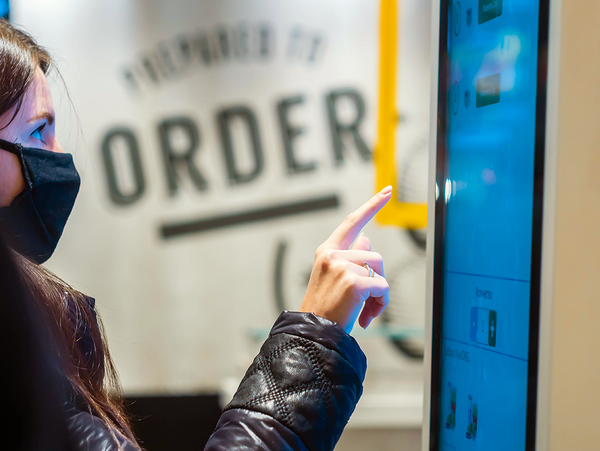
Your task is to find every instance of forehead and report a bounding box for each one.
[19,67,54,119]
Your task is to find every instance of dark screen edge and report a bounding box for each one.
[525,0,551,449]
[429,0,450,449]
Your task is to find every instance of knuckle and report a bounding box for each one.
[315,245,325,259]
[319,249,336,268]
[341,273,357,292]
[344,212,358,226]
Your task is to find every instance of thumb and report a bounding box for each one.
[351,233,371,251]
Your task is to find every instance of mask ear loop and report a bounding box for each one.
[0,140,33,191]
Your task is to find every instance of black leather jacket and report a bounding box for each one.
[68,311,366,451]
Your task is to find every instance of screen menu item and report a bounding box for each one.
[436,1,541,449]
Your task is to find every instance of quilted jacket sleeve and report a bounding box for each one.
[205,311,367,451]
[65,405,140,451]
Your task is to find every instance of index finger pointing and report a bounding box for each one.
[325,186,393,250]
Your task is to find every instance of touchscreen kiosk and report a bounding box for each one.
[426,1,550,449]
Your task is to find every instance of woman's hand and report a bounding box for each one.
[300,186,392,333]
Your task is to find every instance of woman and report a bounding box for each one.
[0,20,391,451]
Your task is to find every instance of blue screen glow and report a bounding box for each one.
[437,1,540,450]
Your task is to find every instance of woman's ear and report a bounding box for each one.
[0,149,25,207]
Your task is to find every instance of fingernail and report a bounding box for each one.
[380,185,393,195]
[361,232,369,239]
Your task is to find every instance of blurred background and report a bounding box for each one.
[10,1,432,449]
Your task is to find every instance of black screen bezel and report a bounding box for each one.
[429,1,550,449]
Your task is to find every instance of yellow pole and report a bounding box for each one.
[375,0,427,229]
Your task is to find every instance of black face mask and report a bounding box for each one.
[0,140,80,264]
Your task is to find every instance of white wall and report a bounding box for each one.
[10,5,431,433]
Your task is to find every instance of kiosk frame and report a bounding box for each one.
[423,0,560,449]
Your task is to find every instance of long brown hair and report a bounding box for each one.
[0,20,137,445]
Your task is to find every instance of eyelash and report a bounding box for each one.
[31,123,47,144]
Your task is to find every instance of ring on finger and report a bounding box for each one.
[362,262,375,278]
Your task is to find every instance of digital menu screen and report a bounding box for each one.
[433,1,547,450]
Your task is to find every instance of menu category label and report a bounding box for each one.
[479,0,503,24]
